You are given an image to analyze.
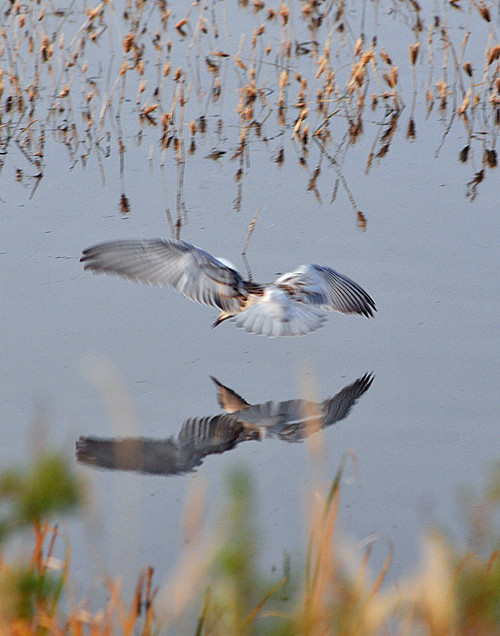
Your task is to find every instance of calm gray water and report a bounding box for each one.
[1,1,499,604]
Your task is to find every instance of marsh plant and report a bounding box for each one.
[0,450,499,634]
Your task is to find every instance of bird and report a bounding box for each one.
[80,238,376,337]
[76,373,374,476]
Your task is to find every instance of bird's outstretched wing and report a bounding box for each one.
[210,376,251,412]
[225,373,374,440]
[321,372,374,427]
[81,239,245,313]
[275,264,376,318]
[76,413,255,476]
[75,436,194,474]
[233,286,327,337]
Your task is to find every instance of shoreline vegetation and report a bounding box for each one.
[0,450,499,634]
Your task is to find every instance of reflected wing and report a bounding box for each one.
[233,286,327,337]
[75,436,203,475]
[276,264,376,318]
[210,376,251,412]
[231,373,374,441]
[81,238,245,313]
[177,414,258,451]
[76,414,253,476]
[322,373,374,427]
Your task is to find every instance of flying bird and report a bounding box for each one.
[81,238,376,337]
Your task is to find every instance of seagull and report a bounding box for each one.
[80,238,376,337]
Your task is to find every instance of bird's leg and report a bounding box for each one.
[241,208,262,281]
[242,252,253,282]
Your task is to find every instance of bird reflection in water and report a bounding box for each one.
[76,373,374,477]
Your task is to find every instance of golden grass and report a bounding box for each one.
[1,451,499,635]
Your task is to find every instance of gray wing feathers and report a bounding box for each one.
[310,265,376,317]
[322,372,374,426]
[277,264,376,318]
[81,239,244,313]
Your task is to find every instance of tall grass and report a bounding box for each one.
[0,450,499,634]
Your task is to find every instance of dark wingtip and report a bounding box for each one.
[212,314,230,329]
[80,246,93,263]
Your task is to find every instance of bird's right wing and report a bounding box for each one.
[81,238,245,313]
[275,265,376,318]
[233,286,327,337]
[321,373,374,427]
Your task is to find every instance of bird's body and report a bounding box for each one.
[81,238,376,336]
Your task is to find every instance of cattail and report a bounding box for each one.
[123,33,135,53]
[463,62,473,77]
[41,35,53,62]
[279,70,288,91]
[380,51,392,65]
[357,211,367,230]
[279,3,289,25]
[205,57,218,72]
[120,193,130,215]
[383,66,398,89]
[484,149,497,168]
[458,92,469,114]
[142,104,158,115]
[487,45,500,66]
[234,55,247,70]
[407,118,416,139]
[459,146,469,163]
[409,42,420,66]
[315,57,326,79]
[436,81,447,107]
[175,17,188,35]
[475,1,491,22]
[324,36,331,59]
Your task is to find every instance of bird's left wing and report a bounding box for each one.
[81,238,245,313]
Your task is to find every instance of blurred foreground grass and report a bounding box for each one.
[0,452,499,635]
